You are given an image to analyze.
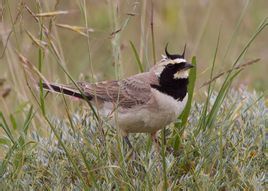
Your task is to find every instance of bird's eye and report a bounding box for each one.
[166,64,173,68]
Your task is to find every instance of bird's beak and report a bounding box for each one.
[183,62,194,70]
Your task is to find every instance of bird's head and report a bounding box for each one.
[151,44,194,80]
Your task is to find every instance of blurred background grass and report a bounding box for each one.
[1,0,267,86]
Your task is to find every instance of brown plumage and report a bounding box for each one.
[42,71,159,109]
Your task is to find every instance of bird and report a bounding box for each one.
[41,45,194,148]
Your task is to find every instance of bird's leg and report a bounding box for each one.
[163,128,167,145]
[123,136,133,149]
[151,132,160,152]
[123,136,137,160]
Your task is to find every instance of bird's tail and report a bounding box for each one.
[41,82,90,100]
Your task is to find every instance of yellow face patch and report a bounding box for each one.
[173,70,189,79]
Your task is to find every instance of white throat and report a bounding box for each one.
[173,70,189,79]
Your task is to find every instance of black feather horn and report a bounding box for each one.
[165,43,185,59]
[165,43,172,58]
[182,44,187,58]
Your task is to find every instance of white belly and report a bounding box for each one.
[99,90,188,135]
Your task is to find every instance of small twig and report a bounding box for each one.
[0,78,6,86]
[110,28,122,37]
[24,5,39,22]
[24,5,49,34]
[200,58,260,88]
[126,12,136,16]
[56,23,94,37]
[35,10,69,17]
[1,87,11,98]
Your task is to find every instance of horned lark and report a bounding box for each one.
[42,45,194,148]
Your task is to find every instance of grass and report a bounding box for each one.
[0,0,267,190]
[0,88,266,190]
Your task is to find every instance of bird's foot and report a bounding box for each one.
[151,132,161,153]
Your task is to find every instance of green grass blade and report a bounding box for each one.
[0,144,17,177]
[0,137,11,147]
[0,112,15,144]
[197,28,221,133]
[129,41,144,72]
[9,114,17,130]
[80,150,100,190]
[206,70,241,129]
[22,106,34,135]
[38,16,45,116]
[12,149,24,179]
[161,130,168,191]
[178,56,197,127]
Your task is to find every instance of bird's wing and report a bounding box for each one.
[77,73,155,108]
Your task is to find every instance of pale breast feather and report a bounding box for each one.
[116,89,188,134]
[151,88,188,118]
